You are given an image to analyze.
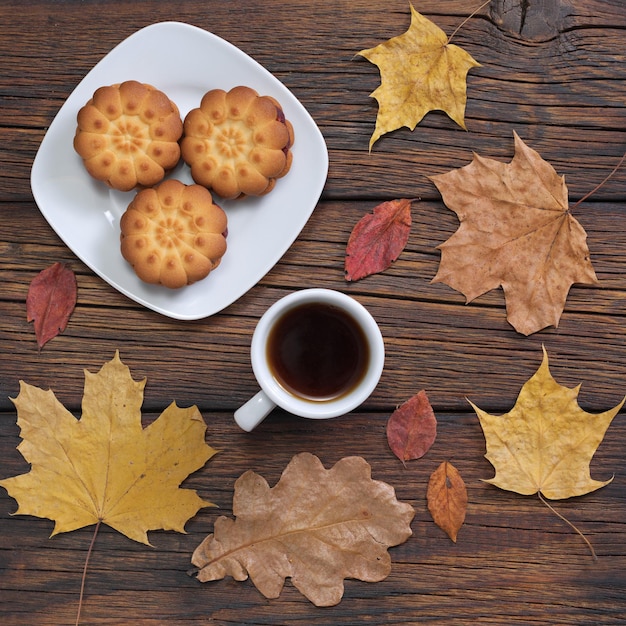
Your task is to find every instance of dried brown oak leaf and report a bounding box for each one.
[431,132,598,335]
[0,352,217,545]
[192,452,415,606]
[358,4,480,149]
[345,198,413,281]
[427,461,467,542]
[26,262,77,349]
[387,390,437,465]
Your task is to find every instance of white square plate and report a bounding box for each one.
[31,21,328,320]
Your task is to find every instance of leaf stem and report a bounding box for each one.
[538,492,597,561]
[570,151,626,211]
[447,0,491,44]
[76,519,102,626]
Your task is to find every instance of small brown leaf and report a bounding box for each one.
[386,390,437,464]
[26,262,77,349]
[427,461,467,542]
[192,453,415,606]
[345,198,413,281]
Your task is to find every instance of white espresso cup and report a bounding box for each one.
[234,288,385,432]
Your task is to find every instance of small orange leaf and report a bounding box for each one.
[345,198,413,281]
[427,461,467,542]
[26,262,77,349]
[387,390,437,464]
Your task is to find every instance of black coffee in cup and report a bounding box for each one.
[266,302,369,401]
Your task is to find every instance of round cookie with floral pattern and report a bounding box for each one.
[181,86,294,200]
[74,80,183,191]
[120,179,227,289]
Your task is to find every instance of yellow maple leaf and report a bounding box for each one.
[471,347,624,500]
[0,352,217,545]
[358,3,480,149]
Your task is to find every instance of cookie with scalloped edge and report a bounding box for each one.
[74,80,183,191]
[120,179,227,289]
[181,85,294,200]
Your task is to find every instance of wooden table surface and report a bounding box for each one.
[1,1,625,624]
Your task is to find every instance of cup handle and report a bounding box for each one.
[234,390,276,432]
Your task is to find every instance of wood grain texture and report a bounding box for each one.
[1,0,625,623]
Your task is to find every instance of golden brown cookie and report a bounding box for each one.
[181,85,294,200]
[74,80,183,191]
[120,179,227,289]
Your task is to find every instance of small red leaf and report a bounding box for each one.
[386,390,437,464]
[26,262,77,349]
[427,461,467,542]
[345,198,414,281]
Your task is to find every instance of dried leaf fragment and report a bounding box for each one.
[0,352,217,545]
[192,452,415,606]
[358,4,480,149]
[427,461,467,542]
[472,346,624,500]
[431,132,598,335]
[387,390,437,464]
[26,262,77,349]
[345,198,413,281]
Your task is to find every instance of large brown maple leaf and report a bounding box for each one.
[430,132,598,335]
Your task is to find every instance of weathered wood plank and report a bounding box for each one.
[1,0,626,623]
[1,1,624,200]
[2,198,626,414]
[1,409,625,624]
